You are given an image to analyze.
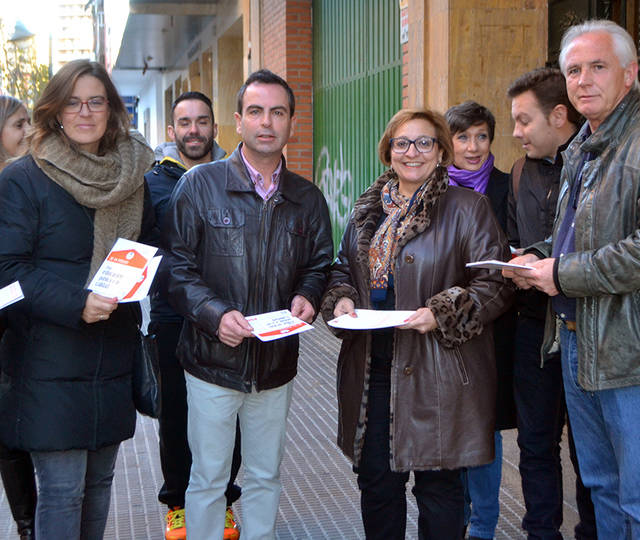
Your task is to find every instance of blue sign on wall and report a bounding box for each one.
[121,95,138,129]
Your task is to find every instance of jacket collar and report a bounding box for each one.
[578,88,640,156]
[350,165,449,265]
[158,156,187,173]
[225,143,305,204]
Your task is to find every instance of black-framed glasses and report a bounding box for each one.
[63,97,109,114]
[390,136,438,154]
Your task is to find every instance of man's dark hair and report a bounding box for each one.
[236,69,295,117]
[507,67,581,126]
[171,91,214,125]
[445,101,496,142]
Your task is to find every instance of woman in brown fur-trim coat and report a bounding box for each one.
[321,109,513,539]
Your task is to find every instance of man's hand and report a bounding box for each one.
[333,297,356,318]
[502,253,540,289]
[523,258,559,296]
[218,310,254,347]
[82,292,118,324]
[503,254,559,296]
[398,307,437,334]
[290,295,315,323]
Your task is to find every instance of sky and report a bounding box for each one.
[2,0,56,63]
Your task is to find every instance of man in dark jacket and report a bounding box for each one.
[164,70,333,540]
[507,68,596,540]
[145,91,240,540]
[508,21,640,538]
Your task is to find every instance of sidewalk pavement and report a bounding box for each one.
[0,320,582,539]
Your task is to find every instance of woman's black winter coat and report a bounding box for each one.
[0,156,155,451]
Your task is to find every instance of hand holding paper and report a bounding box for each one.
[333,297,356,319]
[290,294,315,323]
[328,309,416,330]
[500,253,542,290]
[246,309,313,342]
[398,307,437,334]
[82,292,118,324]
[88,238,161,302]
[218,310,254,347]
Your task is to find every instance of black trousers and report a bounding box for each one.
[152,320,242,508]
[0,442,37,532]
[513,316,596,540]
[356,360,464,540]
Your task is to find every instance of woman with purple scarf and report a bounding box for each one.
[445,101,517,540]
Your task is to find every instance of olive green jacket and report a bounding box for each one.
[531,88,640,391]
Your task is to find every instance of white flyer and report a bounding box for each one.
[88,238,159,302]
[0,281,24,310]
[466,259,533,271]
[327,309,415,330]
[245,309,314,342]
[119,255,162,303]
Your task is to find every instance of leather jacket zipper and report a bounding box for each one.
[251,195,277,389]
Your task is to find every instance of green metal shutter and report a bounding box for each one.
[313,0,402,249]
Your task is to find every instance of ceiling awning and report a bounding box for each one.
[112,0,217,94]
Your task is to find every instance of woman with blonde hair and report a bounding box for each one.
[0,95,36,540]
[0,95,30,168]
[0,60,155,539]
[322,108,512,539]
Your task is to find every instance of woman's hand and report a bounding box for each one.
[333,297,356,318]
[82,292,118,324]
[398,307,437,334]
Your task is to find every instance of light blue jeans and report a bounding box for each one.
[560,325,640,539]
[185,372,293,540]
[30,444,120,540]
[463,430,503,539]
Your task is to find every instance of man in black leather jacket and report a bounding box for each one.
[145,91,242,540]
[163,70,333,540]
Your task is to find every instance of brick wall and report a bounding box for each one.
[261,0,313,180]
[261,0,286,77]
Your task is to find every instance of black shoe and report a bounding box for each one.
[17,521,35,540]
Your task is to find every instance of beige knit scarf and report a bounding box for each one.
[32,130,155,284]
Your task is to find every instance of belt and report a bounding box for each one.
[563,319,576,331]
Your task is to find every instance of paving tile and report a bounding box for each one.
[0,320,580,539]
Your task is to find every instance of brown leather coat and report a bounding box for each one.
[321,167,513,471]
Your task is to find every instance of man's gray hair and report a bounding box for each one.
[559,19,639,90]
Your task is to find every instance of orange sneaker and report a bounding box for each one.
[224,506,240,540]
[165,506,186,540]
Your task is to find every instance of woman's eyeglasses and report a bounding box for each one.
[63,98,109,114]
[390,136,438,154]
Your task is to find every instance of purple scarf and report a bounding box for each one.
[448,153,494,194]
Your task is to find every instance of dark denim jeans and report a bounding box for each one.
[356,360,464,540]
[560,325,640,539]
[152,320,242,508]
[30,444,119,540]
[513,316,596,540]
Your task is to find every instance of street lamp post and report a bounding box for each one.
[8,20,35,108]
